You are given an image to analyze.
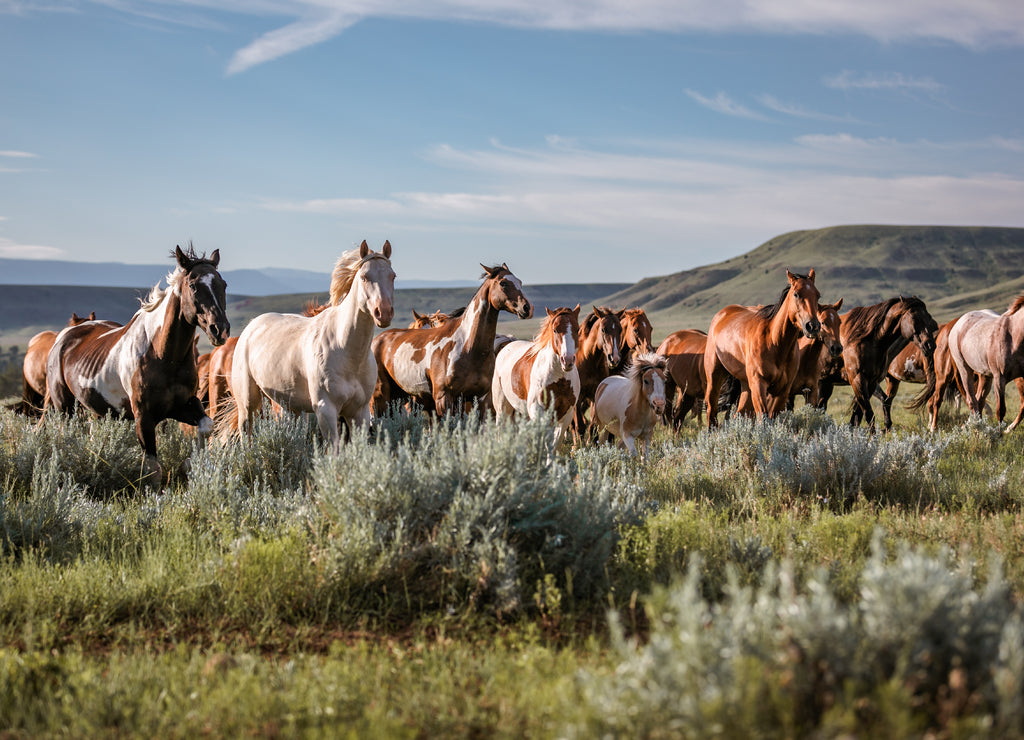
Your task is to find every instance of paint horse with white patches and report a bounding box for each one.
[592,352,668,459]
[491,305,581,444]
[45,246,229,481]
[230,241,395,450]
[371,263,533,416]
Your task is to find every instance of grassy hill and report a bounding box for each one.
[604,225,1024,340]
[3,224,1023,348]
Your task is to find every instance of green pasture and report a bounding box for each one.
[4,389,1024,737]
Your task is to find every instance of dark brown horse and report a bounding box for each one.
[12,312,100,416]
[704,270,822,426]
[572,306,623,436]
[817,296,938,429]
[615,307,654,372]
[371,263,532,416]
[656,328,707,429]
[787,299,844,408]
[46,246,229,481]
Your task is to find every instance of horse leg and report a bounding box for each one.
[171,396,213,439]
[133,412,162,486]
[622,433,638,456]
[313,397,342,452]
[880,377,898,431]
[992,374,1007,425]
[1006,377,1024,432]
[704,361,729,429]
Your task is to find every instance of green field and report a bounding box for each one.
[5,386,1024,736]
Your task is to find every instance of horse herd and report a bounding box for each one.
[10,242,1024,480]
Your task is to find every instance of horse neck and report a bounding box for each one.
[331,286,377,361]
[453,288,500,353]
[148,290,197,362]
[767,301,802,352]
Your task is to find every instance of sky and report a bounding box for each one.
[1,1,1023,286]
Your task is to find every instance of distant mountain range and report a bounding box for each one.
[0,258,475,296]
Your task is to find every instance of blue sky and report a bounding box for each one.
[1,1,1023,286]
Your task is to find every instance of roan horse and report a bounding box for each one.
[46,246,229,481]
[817,296,938,430]
[372,263,532,416]
[491,305,581,444]
[592,352,668,459]
[703,270,822,427]
[12,312,99,416]
[945,296,1024,432]
[572,306,623,436]
[657,328,707,429]
[230,240,395,450]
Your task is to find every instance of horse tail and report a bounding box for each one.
[213,393,240,440]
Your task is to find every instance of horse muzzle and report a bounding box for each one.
[561,355,576,372]
[803,319,821,339]
[205,321,230,347]
[829,343,843,358]
[651,399,666,416]
[517,301,533,320]
[374,304,394,328]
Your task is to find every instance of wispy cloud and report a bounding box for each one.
[685,90,774,122]
[825,70,946,95]
[757,95,862,124]
[0,150,37,158]
[12,1,1019,72]
[0,237,64,259]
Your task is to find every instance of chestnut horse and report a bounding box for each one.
[231,241,395,450]
[703,270,821,427]
[46,246,229,481]
[614,307,654,372]
[657,329,707,429]
[946,296,1024,432]
[787,299,844,408]
[371,263,532,416]
[817,296,938,430]
[572,306,623,436]
[491,305,581,444]
[593,352,668,459]
[13,312,100,416]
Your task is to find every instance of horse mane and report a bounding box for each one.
[329,247,391,306]
[534,306,577,345]
[1006,294,1024,316]
[302,299,330,317]
[447,306,467,319]
[140,244,213,312]
[844,296,921,342]
[624,352,667,382]
[755,286,791,321]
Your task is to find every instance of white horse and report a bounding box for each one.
[491,305,581,445]
[592,352,668,458]
[230,240,395,450]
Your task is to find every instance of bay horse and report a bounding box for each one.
[491,305,581,445]
[592,352,668,459]
[787,299,844,409]
[703,270,822,427]
[371,262,532,416]
[656,329,707,429]
[13,312,100,416]
[615,307,654,372]
[572,306,623,436]
[817,296,938,430]
[230,240,395,450]
[46,246,229,481]
[945,295,1024,432]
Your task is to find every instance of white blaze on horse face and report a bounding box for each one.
[647,370,667,413]
[197,273,224,313]
[559,325,577,370]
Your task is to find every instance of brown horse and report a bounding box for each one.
[656,329,707,429]
[46,246,229,481]
[410,309,450,329]
[817,296,938,430]
[704,270,821,427]
[787,299,844,408]
[572,306,623,436]
[12,312,100,416]
[616,307,654,371]
[371,263,532,416]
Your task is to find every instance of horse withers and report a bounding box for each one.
[45,246,229,483]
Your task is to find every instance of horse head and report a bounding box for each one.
[899,296,938,358]
[818,298,844,358]
[632,352,668,417]
[175,245,230,347]
[481,263,532,319]
[545,304,580,372]
[355,240,396,328]
[621,308,654,355]
[786,269,821,339]
[586,306,622,370]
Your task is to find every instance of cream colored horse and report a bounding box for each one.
[230,240,395,450]
[592,352,668,459]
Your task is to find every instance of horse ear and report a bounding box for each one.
[175,245,190,270]
[786,269,797,283]
[834,297,843,311]
[413,309,423,319]
[546,307,554,318]
[381,240,392,259]
[808,268,816,282]
[359,240,369,259]
[209,249,220,268]
[88,311,96,320]
[573,303,581,316]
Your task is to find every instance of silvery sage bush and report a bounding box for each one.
[580,533,1023,738]
[312,411,645,616]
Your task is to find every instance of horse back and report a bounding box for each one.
[48,319,132,415]
[658,330,707,395]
